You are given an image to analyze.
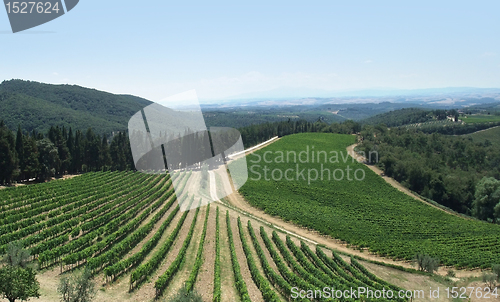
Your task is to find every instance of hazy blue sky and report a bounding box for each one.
[1,1,499,101]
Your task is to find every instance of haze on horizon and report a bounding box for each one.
[1,1,499,102]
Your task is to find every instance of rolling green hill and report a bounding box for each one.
[239,133,500,268]
[461,114,500,124]
[466,125,500,146]
[361,108,434,127]
[0,79,152,135]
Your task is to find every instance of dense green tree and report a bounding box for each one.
[48,126,71,175]
[358,126,500,217]
[3,242,30,268]
[58,268,96,302]
[110,132,132,171]
[472,177,500,222]
[98,135,112,170]
[15,125,24,179]
[71,130,84,173]
[0,266,40,302]
[83,128,100,171]
[36,138,60,181]
[0,243,40,302]
[414,254,440,274]
[22,133,40,180]
[0,122,18,184]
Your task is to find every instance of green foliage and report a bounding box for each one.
[185,205,210,292]
[349,257,404,293]
[462,114,500,124]
[3,241,30,268]
[104,199,179,279]
[212,207,221,302]
[259,227,315,297]
[238,119,360,149]
[58,267,96,302]
[466,125,500,146]
[225,211,251,302]
[271,231,327,289]
[492,264,500,281]
[86,181,175,271]
[155,203,201,298]
[129,195,193,289]
[240,133,500,268]
[0,122,136,184]
[0,123,18,184]
[362,108,433,127]
[61,175,170,267]
[0,167,410,301]
[169,285,203,302]
[359,126,500,216]
[36,138,60,181]
[482,272,497,290]
[0,266,40,302]
[473,177,500,222]
[246,221,301,301]
[414,254,440,274]
[0,242,39,302]
[413,121,500,135]
[205,102,424,129]
[237,218,280,301]
[0,79,151,136]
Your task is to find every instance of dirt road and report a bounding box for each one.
[346,143,469,219]
[221,138,481,278]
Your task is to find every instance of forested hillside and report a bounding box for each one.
[359,125,500,221]
[0,79,152,135]
[361,108,433,126]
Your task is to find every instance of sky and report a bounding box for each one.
[1,1,499,102]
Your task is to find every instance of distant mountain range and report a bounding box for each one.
[202,87,500,108]
[2,79,500,135]
[218,86,500,99]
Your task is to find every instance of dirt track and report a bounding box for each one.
[222,137,482,278]
[346,143,468,219]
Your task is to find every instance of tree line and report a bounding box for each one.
[0,121,135,185]
[239,119,361,148]
[362,108,461,128]
[359,124,500,222]
[0,118,363,185]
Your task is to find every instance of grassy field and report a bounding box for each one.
[461,114,500,124]
[466,125,500,146]
[239,133,500,268]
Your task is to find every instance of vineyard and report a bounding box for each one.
[239,133,500,269]
[0,170,408,301]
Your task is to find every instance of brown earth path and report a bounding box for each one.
[193,205,217,302]
[346,143,469,220]
[222,137,483,279]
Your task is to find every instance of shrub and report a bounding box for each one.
[482,273,497,290]
[58,267,96,302]
[170,285,203,302]
[492,264,500,281]
[414,254,440,273]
